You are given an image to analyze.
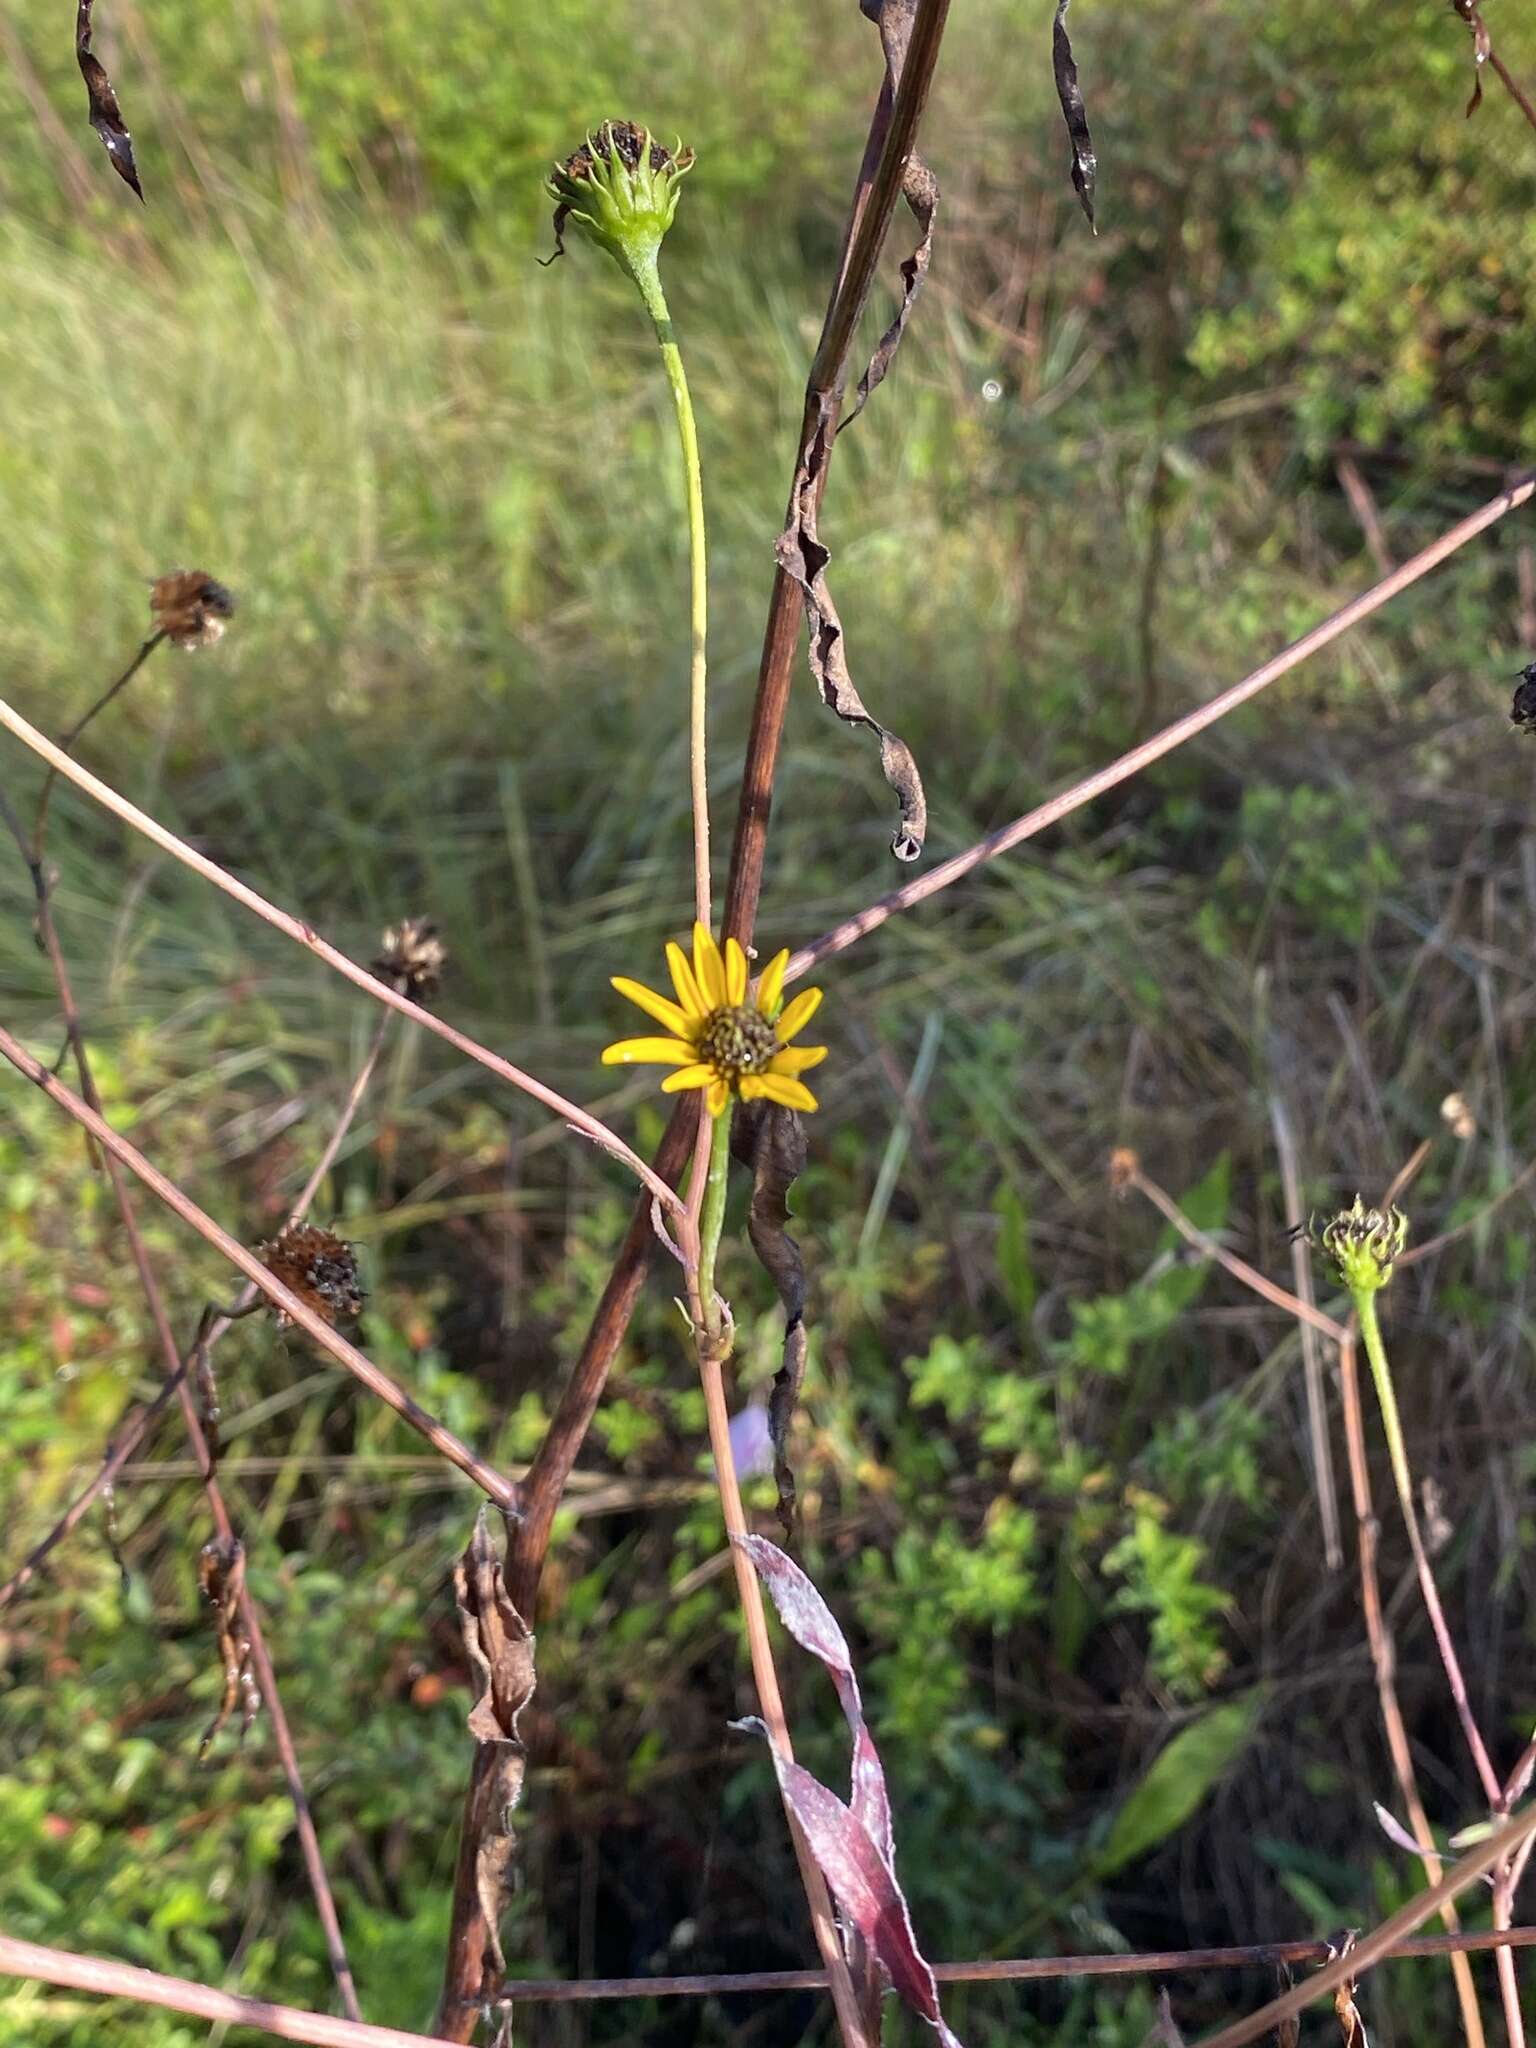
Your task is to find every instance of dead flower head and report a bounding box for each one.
[255,1224,364,1330]
[150,570,236,650]
[373,917,447,1005]
[545,120,694,275]
[1511,662,1536,732]
[1108,1146,1140,1196]
[1313,1194,1409,1298]
[1440,1090,1476,1142]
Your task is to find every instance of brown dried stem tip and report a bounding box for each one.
[1108,1146,1140,1195]
[150,570,236,650]
[373,917,448,1004]
[255,1224,364,1330]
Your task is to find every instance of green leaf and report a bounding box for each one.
[1094,1691,1264,1878]
[995,1182,1037,1326]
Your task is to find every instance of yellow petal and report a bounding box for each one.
[775,987,823,1044]
[724,936,748,1006]
[693,922,726,1008]
[610,975,693,1040]
[738,1074,766,1100]
[754,948,789,1018]
[601,1036,695,1067]
[706,1077,730,1118]
[757,1073,818,1113]
[768,1044,827,1075]
[666,941,708,1019]
[661,1062,715,1093]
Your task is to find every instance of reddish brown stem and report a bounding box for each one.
[433,5,953,2028]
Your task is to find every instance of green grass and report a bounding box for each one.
[7,2,1536,2041]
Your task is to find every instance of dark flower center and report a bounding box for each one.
[697,1004,778,1077]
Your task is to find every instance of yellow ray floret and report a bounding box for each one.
[602,923,827,1116]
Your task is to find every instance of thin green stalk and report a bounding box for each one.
[697,1102,732,1340]
[1354,1289,1503,1808]
[1354,1292,1415,1520]
[634,254,710,931]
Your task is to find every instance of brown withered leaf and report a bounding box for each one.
[843,0,941,428]
[774,406,927,862]
[197,1537,259,1757]
[1053,0,1097,232]
[454,1510,536,1977]
[1451,0,1493,116]
[76,0,143,202]
[732,1103,811,1538]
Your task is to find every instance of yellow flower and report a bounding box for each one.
[602,923,827,1118]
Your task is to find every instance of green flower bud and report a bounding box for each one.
[544,121,694,292]
[1316,1194,1409,1296]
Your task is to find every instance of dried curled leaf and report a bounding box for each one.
[76,0,143,201]
[454,1510,536,1978]
[843,0,941,428]
[197,1538,259,1757]
[731,1102,810,1537]
[1053,0,1097,232]
[775,407,927,862]
[1451,0,1493,117]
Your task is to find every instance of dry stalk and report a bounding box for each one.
[0,1024,520,1511]
[0,686,689,1230]
[0,941,362,2014]
[432,3,953,2032]
[785,470,1536,982]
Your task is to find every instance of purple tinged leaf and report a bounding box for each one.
[727,1402,775,1479]
[732,1538,961,2039]
[733,1534,893,1852]
[1372,1802,1429,1861]
[760,1744,963,2048]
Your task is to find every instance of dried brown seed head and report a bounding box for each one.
[1108,1146,1140,1195]
[1440,1090,1476,1141]
[372,917,448,1004]
[255,1224,364,1330]
[150,570,236,650]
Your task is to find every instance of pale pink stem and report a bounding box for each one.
[0,687,686,1229]
[0,1933,457,2048]
[0,1022,521,1513]
[785,470,1536,983]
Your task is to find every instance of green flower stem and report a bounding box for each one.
[633,253,711,930]
[1354,1288,1503,1807]
[1353,1291,1415,1520]
[697,1101,732,1340]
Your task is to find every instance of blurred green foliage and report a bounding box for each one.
[4,0,1536,2042]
